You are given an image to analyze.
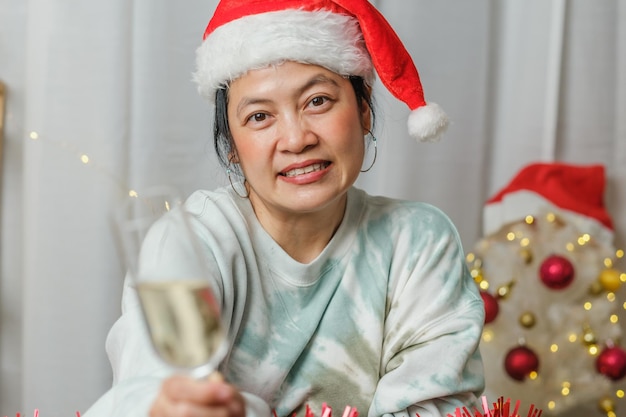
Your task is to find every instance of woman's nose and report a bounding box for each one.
[277,116,318,153]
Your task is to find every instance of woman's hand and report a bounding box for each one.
[150,373,246,417]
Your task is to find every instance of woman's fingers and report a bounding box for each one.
[150,374,246,417]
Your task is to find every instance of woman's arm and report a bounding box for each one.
[84,278,272,417]
[371,207,485,417]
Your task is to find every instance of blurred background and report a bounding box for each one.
[0,0,624,416]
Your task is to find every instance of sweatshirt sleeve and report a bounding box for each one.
[369,206,485,417]
[83,278,273,417]
[83,208,273,417]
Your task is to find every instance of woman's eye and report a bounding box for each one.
[310,96,329,107]
[248,113,267,123]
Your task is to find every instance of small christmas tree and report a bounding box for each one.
[468,163,625,417]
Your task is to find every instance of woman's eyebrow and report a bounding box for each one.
[236,73,341,117]
[297,74,341,95]
[236,97,273,118]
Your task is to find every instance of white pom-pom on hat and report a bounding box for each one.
[194,0,449,142]
[408,103,449,142]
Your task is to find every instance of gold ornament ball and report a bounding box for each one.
[519,248,533,264]
[599,268,622,292]
[598,396,615,413]
[588,280,605,296]
[519,312,536,328]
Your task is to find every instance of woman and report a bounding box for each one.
[85,1,484,416]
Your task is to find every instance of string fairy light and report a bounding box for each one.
[27,130,136,196]
[24,129,191,206]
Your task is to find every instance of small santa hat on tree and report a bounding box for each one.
[193,0,448,142]
[483,162,614,245]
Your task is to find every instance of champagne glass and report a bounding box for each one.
[114,186,227,379]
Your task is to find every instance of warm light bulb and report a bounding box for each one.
[582,325,598,345]
[497,282,515,298]
[482,330,494,342]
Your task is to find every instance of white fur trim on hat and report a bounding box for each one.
[483,190,614,245]
[193,9,374,102]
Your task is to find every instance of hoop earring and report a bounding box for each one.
[227,167,250,199]
[360,132,378,173]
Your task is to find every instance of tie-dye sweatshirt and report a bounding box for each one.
[84,186,484,417]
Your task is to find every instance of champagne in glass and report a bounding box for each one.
[115,187,227,378]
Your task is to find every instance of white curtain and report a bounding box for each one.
[0,1,624,416]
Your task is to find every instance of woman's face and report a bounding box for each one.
[227,61,371,218]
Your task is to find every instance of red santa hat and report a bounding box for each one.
[193,0,448,142]
[483,162,614,243]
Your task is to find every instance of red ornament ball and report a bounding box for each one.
[596,346,626,381]
[480,291,499,324]
[539,254,575,290]
[504,346,539,381]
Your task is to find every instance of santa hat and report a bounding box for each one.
[483,162,614,244]
[193,0,448,142]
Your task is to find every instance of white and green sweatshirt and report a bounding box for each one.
[84,186,484,417]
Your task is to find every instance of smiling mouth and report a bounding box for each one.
[281,162,330,177]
